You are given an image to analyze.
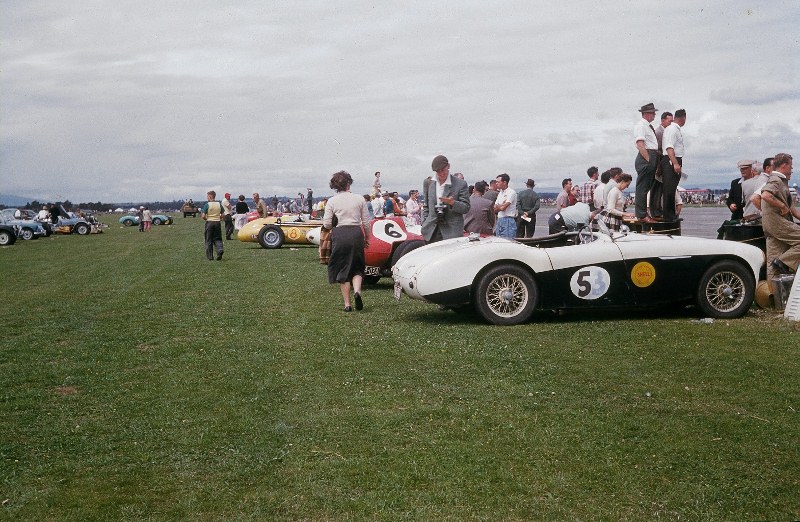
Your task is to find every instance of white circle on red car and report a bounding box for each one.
[371,219,407,244]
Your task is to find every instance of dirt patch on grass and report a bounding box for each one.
[55,386,78,396]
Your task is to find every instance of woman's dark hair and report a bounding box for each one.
[617,173,633,183]
[330,170,353,192]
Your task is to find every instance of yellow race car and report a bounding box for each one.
[237,215,323,249]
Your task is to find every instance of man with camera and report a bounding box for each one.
[421,155,471,243]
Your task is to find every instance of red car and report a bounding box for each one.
[363,217,425,284]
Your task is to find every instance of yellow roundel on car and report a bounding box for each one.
[631,261,656,288]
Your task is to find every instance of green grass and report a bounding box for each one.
[1,215,798,520]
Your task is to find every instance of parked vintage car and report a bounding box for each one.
[238,215,323,249]
[119,214,173,226]
[181,202,199,218]
[362,217,425,284]
[52,209,101,235]
[0,210,48,240]
[393,219,765,325]
[0,224,18,246]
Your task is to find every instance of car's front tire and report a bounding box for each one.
[0,230,15,246]
[20,228,34,240]
[696,261,755,319]
[474,264,538,325]
[258,225,285,249]
[390,239,426,268]
[152,217,162,225]
[74,223,90,235]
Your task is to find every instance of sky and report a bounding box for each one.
[2,1,799,203]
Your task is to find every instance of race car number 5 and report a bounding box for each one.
[569,266,610,300]
[371,219,407,243]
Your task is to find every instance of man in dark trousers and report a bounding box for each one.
[201,190,225,261]
[516,178,540,238]
[633,102,660,222]
[726,160,755,221]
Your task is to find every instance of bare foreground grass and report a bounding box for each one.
[1,215,798,521]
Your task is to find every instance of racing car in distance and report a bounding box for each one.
[393,219,765,325]
[238,215,324,249]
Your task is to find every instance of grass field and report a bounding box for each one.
[1,215,798,520]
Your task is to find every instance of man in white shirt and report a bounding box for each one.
[633,102,660,222]
[372,193,385,218]
[747,157,774,217]
[660,108,686,222]
[650,111,674,218]
[493,173,518,239]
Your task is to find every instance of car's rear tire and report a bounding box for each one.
[258,225,285,249]
[152,217,162,225]
[123,219,134,226]
[20,228,34,240]
[696,261,755,318]
[0,230,14,245]
[75,223,90,235]
[390,239,426,267]
[474,264,538,325]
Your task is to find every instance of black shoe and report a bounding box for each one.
[354,292,363,311]
[344,306,353,312]
[216,252,223,261]
[772,258,794,275]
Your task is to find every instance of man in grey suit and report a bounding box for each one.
[421,155,471,243]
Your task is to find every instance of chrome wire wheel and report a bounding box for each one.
[475,265,538,325]
[704,270,746,313]
[486,273,529,318]
[697,261,754,319]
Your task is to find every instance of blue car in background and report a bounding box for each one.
[119,214,173,226]
[0,209,48,240]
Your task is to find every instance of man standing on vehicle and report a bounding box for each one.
[516,178,540,238]
[493,173,518,239]
[633,102,660,223]
[660,108,686,222]
[201,190,225,261]
[421,155,470,243]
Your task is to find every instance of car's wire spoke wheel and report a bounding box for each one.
[486,274,528,316]
[475,265,537,325]
[696,261,755,318]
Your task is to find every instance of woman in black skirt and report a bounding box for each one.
[322,171,371,311]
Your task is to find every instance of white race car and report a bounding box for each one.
[392,221,765,325]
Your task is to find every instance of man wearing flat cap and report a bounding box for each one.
[421,155,470,243]
[633,102,660,222]
[515,178,540,238]
[726,159,755,221]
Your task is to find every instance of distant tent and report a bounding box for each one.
[129,207,137,213]
[114,207,124,213]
